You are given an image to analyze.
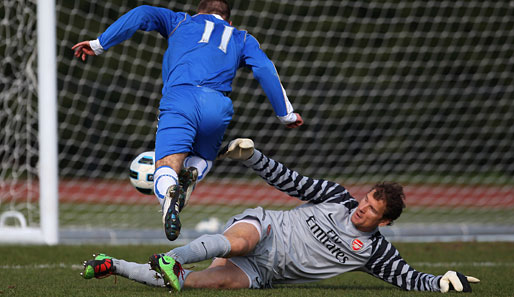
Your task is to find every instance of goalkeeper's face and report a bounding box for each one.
[351,190,391,232]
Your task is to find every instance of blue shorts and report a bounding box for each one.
[155,85,233,161]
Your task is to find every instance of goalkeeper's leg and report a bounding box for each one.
[81,253,166,287]
[154,221,261,290]
[166,218,260,265]
[113,258,168,287]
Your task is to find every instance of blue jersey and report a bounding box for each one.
[96,5,293,117]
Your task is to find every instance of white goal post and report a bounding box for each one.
[0,0,58,244]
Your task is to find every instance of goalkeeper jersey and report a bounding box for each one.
[95,5,293,117]
[242,150,442,291]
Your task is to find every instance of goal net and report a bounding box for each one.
[1,0,512,244]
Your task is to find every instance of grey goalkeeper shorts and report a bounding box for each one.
[223,207,276,289]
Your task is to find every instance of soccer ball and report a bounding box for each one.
[129,151,155,195]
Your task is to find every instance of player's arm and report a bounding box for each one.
[218,139,347,203]
[363,237,480,292]
[241,34,303,129]
[72,5,181,60]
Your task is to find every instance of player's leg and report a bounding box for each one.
[112,258,165,287]
[155,157,190,242]
[191,87,233,169]
[184,258,250,289]
[154,153,188,241]
[183,155,212,182]
[154,153,188,207]
[176,155,210,210]
[150,219,261,291]
[149,254,250,291]
[165,220,260,265]
[172,88,232,213]
[155,89,199,241]
[154,114,193,207]
[81,253,165,287]
[223,219,262,257]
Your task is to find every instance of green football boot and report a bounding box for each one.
[149,254,184,292]
[81,253,114,279]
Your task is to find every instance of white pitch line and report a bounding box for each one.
[0,263,84,270]
[412,262,514,267]
[0,262,512,270]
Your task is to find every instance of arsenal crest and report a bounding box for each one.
[352,239,364,251]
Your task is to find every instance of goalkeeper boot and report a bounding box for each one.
[81,253,114,279]
[149,254,184,292]
[162,185,183,241]
[177,167,198,211]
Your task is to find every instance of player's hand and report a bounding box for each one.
[72,41,96,61]
[286,113,303,129]
[217,138,254,161]
[439,271,480,293]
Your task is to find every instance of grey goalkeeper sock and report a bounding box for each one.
[179,269,193,289]
[112,259,165,287]
[166,234,231,264]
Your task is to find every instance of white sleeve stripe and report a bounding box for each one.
[303,180,325,197]
[416,274,424,291]
[89,39,104,55]
[370,239,391,270]
[388,259,401,282]
[277,112,297,124]
[377,249,398,278]
[381,250,401,280]
[406,270,414,290]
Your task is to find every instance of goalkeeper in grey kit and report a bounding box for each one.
[81,139,479,293]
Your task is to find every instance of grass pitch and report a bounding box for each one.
[0,242,513,296]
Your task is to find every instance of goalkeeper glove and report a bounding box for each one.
[439,270,480,293]
[217,138,255,161]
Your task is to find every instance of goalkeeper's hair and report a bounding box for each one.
[371,182,406,225]
[197,0,231,21]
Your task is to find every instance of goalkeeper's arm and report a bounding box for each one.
[218,138,348,204]
[364,237,480,292]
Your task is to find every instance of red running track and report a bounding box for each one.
[1,180,513,208]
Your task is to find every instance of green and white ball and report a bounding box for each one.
[129,151,155,195]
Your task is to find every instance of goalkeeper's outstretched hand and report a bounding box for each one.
[217,138,254,161]
[439,271,480,293]
[72,41,95,61]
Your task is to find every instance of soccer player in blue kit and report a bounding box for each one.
[72,0,304,241]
